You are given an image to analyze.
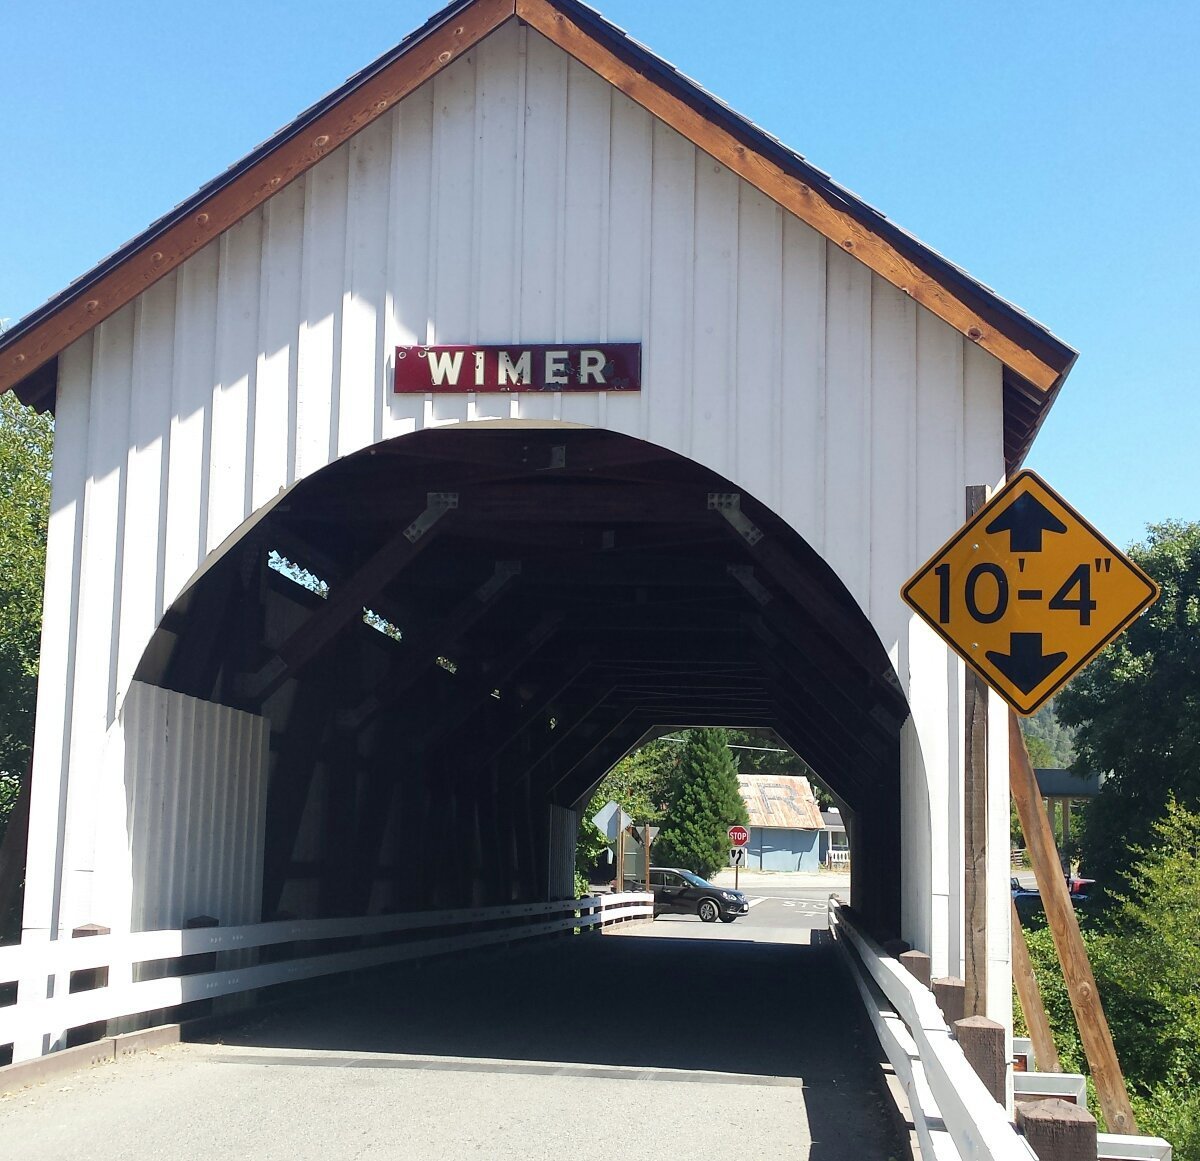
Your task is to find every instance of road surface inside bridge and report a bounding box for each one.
[1,874,902,1160]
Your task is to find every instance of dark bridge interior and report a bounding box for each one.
[135,428,909,934]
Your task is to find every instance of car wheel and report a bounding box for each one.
[720,914,737,923]
[698,898,719,923]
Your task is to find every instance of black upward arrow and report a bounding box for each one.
[986,633,1068,694]
[985,492,1068,553]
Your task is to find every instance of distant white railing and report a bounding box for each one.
[828,896,1036,1161]
[826,849,850,869]
[0,892,652,1063]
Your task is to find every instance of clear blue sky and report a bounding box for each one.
[3,1,1197,550]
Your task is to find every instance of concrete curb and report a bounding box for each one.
[0,1025,181,1094]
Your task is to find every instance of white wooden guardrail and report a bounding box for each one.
[828,896,1037,1161]
[829,899,1173,1161]
[0,891,652,1063]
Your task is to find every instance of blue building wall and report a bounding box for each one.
[749,827,820,872]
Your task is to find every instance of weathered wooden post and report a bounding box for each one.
[954,1015,1006,1104]
[1016,1098,1097,1161]
[932,976,966,1026]
[899,949,931,989]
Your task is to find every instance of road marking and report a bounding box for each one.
[747,897,767,908]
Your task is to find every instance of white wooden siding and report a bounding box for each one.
[28,19,1007,992]
[118,683,268,931]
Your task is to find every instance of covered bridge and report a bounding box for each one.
[0,0,1074,1056]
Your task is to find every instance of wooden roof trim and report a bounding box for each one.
[1,0,1072,420]
[518,0,1063,394]
[0,0,517,399]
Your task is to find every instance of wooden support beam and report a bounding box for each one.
[345,559,522,729]
[743,603,897,751]
[964,484,990,1017]
[711,494,909,725]
[240,492,456,703]
[416,611,564,755]
[260,672,340,918]
[1011,896,1062,1074]
[1010,712,1137,1134]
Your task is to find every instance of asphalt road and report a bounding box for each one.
[1,871,901,1161]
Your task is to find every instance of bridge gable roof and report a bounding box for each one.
[0,0,1073,467]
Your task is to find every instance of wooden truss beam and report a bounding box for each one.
[240,492,457,703]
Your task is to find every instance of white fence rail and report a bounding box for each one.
[1,892,652,1062]
[828,897,1037,1161]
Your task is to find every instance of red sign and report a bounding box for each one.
[728,825,750,847]
[394,343,641,393]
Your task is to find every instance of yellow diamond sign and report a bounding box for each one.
[902,471,1159,715]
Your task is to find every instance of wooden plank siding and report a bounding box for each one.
[24,25,1008,994]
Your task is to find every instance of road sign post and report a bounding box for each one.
[902,470,1159,715]
[728,826,749,888]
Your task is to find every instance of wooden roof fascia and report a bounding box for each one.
[0,0,518,402]
[2,0,1073,460]
[516,0,1073,396]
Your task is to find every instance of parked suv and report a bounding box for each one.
[643,866,750,923]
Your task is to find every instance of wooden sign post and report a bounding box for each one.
[963,485,989,1016]
[1010,896,1061,1074]
[1009,712,1136,1133]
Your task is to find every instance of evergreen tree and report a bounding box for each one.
[656,727,749,879]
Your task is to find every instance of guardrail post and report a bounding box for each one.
[65,924,111,1048]
[954,1015,1006,1104]
[899,949,931,989]
[1016,1097,1097,1161]
[932,976,966,1026]
[181,915,219,1020]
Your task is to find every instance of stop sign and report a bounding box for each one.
[728,825,750,847]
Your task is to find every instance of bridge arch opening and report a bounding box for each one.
[129,425,910,936]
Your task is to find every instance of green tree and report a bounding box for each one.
[1056,520,1200,895]
[575,738,676,894]
[1014,801,1200,1156]
[1022,701,1077,768]
[0,391,52,820]
[654,727,748,879]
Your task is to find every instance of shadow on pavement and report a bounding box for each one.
[198,925,901,1158]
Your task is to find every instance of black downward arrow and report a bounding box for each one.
[986,633,1068,694]
[985,493,1068,553]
